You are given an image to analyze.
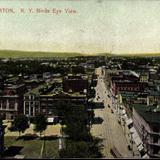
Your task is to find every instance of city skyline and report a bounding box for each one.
[1,0,160,54]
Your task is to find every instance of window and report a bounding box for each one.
[9,102,15,109]
[153,127,159,133]
[25,102,29,107]
[25,109,29,114]
[153,146,160,154]
[153,136,159,143]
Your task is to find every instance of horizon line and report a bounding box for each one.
[1,49,160,57]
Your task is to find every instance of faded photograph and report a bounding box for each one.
[0,0,160,159]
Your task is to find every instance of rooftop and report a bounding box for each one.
[123,70,139,78]
[148,90,160,96]
[113,79,137,83]
[133,104,160,125]
[119,91,138,97]
[24,83,47,95]
[24,78,63,96]
[5,83,25,89]
[25,82,86,98]
[41,90,87,98]
[64,74,88,80]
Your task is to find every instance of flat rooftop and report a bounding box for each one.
[24,83,47,96]
[41,90,87,98]
[64,74,88,80]
[5,83,25,89]
[25,82,86,98]
[24,78,63,96]
[133,104,160,125]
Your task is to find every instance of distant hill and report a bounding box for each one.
[0,50,84,58]
[110,53,160,57]
[0,50,160,58]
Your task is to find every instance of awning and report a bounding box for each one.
[126,118,133,126]
[134,136,142,146]
[121,109,126,115]
[47,117,54,123]
[137,144,144,152]
[122,114,128,120]
[132,132,138,139]
[129,127,136,133]
[142,154,149,158]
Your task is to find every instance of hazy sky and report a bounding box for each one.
[0,0,160,54]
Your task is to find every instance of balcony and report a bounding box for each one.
[148,153,160,158]
[148,142,160,147]
[148,131,160,136]
[0,108,17,111]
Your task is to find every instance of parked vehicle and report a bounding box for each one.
[111,109,114,113]
[127,145,131,150]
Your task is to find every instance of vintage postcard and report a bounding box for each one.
[0,0,160,159]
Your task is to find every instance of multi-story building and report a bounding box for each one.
[0,84,26,119]
[23,85,43,117]
[147,90,160,106]
[112,80,145,96]
[133,104,160,158]
[40,90,87,117]
[140,73,149,83]
[24,78,87,118]
[63,74,88,93]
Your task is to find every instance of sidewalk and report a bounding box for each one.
[91,75,134,158]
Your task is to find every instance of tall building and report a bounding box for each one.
[63,75,88,93]
[133,104,160,158]
[24,78,88,118]
[0,84,26,119]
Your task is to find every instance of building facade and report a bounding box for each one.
[133,105,160,158]
[63,75,88,93]
[0,84,26,119]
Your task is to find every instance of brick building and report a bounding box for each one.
[24,78,87,118]
[133,104,160,158]
[0,84,26,119]
[112,80,145,96]
[63,75,88,93]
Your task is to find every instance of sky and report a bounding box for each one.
[0,0,160,54]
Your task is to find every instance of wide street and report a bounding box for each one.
[91,68,133,158]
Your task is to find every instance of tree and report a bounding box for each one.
[71,66,85,74]
[88,88,96,99]
[34,114,47,137]
[56,101,103,158]
[12,115,29,137]
[56,102,91,141]
[59,139,103,158]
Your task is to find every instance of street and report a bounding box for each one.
[91,70,133,158]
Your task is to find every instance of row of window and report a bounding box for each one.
[118,87,139,91]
